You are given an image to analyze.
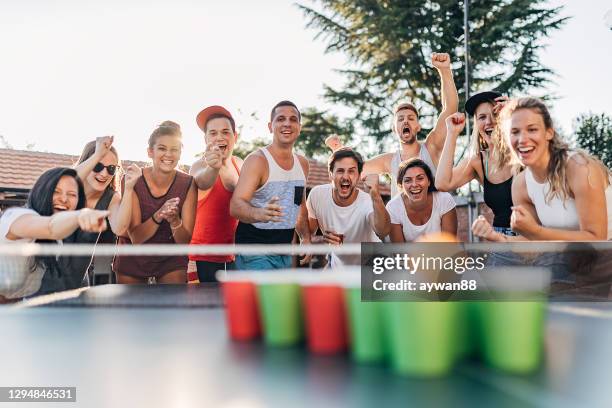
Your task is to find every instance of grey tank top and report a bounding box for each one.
[390,142,436,197]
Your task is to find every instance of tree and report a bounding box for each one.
[298,0,568,149]
[574,113,612,169]
[295,107,355,161]
[232,136,269,160]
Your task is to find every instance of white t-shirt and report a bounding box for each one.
[0,207,46,299]
[386,192,456,242]
[307,184,381,268]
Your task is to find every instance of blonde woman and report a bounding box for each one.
[473,97,612,241]
[436,92,521,238]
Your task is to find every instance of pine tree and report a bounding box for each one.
[298,0,568,148]
[574,113,612,169]
[296,107,355,160]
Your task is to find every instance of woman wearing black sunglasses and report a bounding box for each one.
[45,136,143,289]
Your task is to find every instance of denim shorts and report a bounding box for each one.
[493,226,518,236]
[235,254,292,271]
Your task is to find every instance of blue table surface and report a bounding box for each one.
[0,284,611,408]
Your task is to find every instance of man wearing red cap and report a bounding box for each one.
[189,106,243,282]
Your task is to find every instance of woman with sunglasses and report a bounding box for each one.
[74,136,141,238]
[436,92,521,238]
[474,97,612,241]
[36,136,143,293]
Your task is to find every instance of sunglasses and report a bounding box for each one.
[93,162,118,176]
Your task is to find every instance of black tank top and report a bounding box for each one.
[480,152,513,228]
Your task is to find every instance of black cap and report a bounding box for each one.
[465,91,502,116]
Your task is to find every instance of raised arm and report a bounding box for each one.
[425,53,459,157]
[191,141,223,191]
[75,136,114,181]
[364,174,391,238]
[363,153,393,176]
[106,164,141,236]
[435,113,478,191]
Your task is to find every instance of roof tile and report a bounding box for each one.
[0,149,390,195]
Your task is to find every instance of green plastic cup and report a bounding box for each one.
[344,287,386,363]
[382,301,459,377]
[451,301,474,361]
[257,283,303,346]
[476,301,545,373]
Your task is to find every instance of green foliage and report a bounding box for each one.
[232,136,269,160]
[298,0,568,146]
[573,113,612,168]
[295,107,355,160]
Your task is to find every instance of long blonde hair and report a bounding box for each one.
[469,102,519,175]
[503,97,610,203]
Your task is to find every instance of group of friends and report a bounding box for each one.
[1,52,611,302]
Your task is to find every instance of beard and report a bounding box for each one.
[335,182,356,199]
[398,126,417,145]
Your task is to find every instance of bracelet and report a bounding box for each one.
[152,214,162,225]
[171,219,183,230]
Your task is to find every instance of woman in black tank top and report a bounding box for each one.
[435,92,521,240]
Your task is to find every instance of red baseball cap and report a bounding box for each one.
[196,105,234,132]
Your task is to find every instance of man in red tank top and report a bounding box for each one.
[189,106,243,282]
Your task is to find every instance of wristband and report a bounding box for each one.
[152,214,162,225]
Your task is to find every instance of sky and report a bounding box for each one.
[0,0,611,164]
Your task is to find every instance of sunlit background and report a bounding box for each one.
[0,0,611,164]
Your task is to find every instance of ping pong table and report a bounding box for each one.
[0,284,610,407]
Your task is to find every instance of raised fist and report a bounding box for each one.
[445,112,466,136]
[431,53,451,70]
[95,135,114,158]
[325,134,343,152]
[361,173,379,194]
[124,164,142,190]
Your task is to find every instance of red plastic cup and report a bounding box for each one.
[223,281,261,341]
[302,285,349,354]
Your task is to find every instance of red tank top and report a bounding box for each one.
[189,157,240,263]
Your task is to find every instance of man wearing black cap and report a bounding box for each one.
[189,106,243,282]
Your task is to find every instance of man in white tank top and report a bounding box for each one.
[306,148,390,268]
[326,53,458,197]
[230,101,311,270]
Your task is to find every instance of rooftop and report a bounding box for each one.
[0,148,391,195]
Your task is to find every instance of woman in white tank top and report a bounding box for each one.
[474,97,612,241]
